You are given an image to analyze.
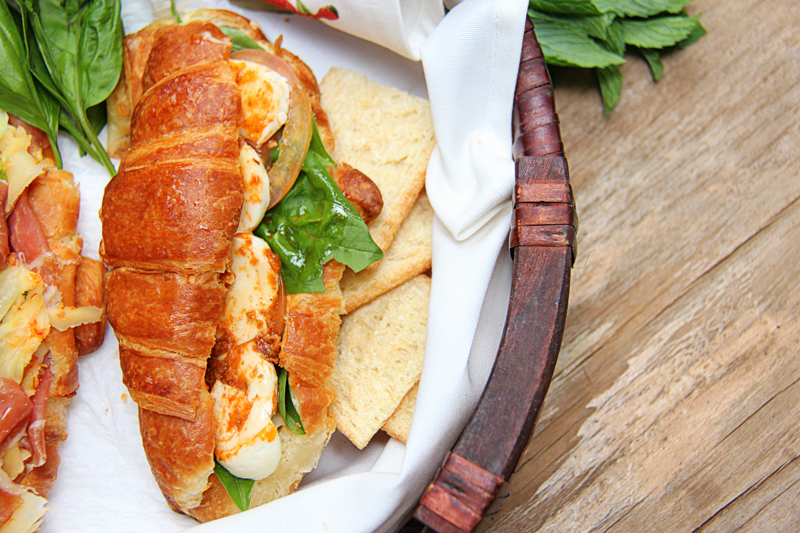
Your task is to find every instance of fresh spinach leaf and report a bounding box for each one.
[213,460,254,512]
[277,367,305,435]
[255,151,383,294]
[219,26,263,53]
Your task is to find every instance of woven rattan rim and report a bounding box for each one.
[406,18,576,533]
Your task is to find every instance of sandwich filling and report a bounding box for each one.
[208,60,290,480]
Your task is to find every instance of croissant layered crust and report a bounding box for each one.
[103,13,345,519]
[101,22,244,512]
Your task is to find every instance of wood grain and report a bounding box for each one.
[480,0,800,530]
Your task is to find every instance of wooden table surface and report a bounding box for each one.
[481,0,800,531]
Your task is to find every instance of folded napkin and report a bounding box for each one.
[42,0,528,531]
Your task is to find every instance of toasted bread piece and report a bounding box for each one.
[320,68,435,260]
[382,381,418,444]
[341,191,433,313]
[331,275,430,449]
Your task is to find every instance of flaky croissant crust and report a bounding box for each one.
[102,13,342,520]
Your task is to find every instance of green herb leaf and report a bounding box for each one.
[0,0,62,166]
[277,367,305,435]
[529,0,603,16]
[570,13,616,41]
[529,10,625,68]
[308,119,335,167]
[170,0,183,24]
[597,64,623,116]
[528,0,705,114]
[618,14,698,49]
[219,26,264,53]
[254,151,382,294]
[639,48,664,81]
[213,460,254,512]
[600,0,690,18]
[676,14,707,48]
[23,0,122,175]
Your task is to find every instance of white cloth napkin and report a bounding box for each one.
[40,0,528,531]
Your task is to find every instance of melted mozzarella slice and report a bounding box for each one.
[238,144,270,233]
[212,234,284,479]
[219,234,282,344]
[229,59,291,146]
[211,379,281,480]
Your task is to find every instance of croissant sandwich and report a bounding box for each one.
[0,112,106,532]
[101,10,384,521]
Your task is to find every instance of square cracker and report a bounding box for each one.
[320,67,436,257]
[382,381,418,444]
[340,190,433,314]
[331,275,430,449]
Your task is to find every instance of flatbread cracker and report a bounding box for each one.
[382,382,418,444]
[320,67,435,258]
[330,275,430,449]
[340,191,433,314]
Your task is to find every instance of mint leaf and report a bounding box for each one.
[529,0,603,16]
[570,13,616,41]
[597,65,622,116]
[529,10,625,68]
[214,460,254,511]
[278,367,305,435]
[619,15,698,48]
[255,152,383,294]
[676,15,707,48]
[639,48,664,81]
[599,0,691,17]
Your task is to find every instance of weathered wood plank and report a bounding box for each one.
[488,168,800,532]
[479,0,800,530]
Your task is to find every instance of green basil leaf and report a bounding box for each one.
[0,1,62,165]
[277,367,305,435]
[308,118,335,167]
[618,15,698,49]
[213,460,254,512]
[597,64,623,116]
[254,152,383,294]
[24,0,122,175]
[170,0,183,24]
[639,48,664,81]
[529,10,625,68]
[219,26,264,53]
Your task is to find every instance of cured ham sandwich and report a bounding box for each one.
[102,10,383,520]
[0,112,106,532]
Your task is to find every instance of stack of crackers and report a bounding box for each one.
[320,68,435,449]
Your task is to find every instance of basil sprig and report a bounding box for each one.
[254,119,383,294]
[278,366,305,435]
[214,460,255,512]
[0,0,123,174]
[0,1,61,166]
[528,0,706,114]
[220,26,264,53]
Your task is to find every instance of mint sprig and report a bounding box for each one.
[528,0,706,114]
